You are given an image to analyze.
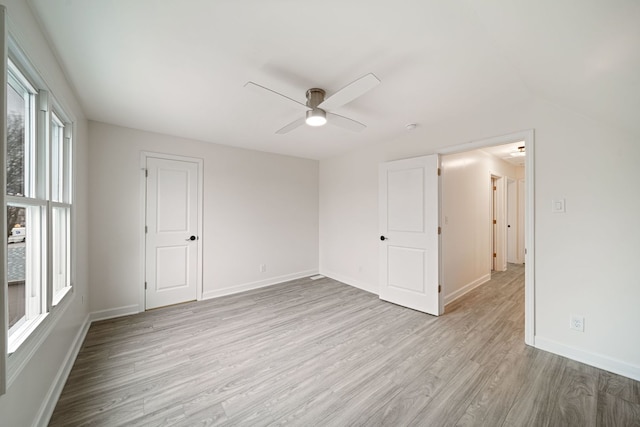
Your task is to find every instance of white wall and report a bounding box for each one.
[88,122,319,316]
[319,97,640,380]
[441,149,519,304]
[0,1,90,426]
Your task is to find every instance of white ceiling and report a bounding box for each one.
[481,142,526,167]
[28,0,640,160]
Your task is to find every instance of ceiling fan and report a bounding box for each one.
[244,73,380,134]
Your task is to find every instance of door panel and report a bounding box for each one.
[388,246,425,293]
[387,168,424,232]
[507,179,517,263]
[379,154,441,316]
[155,246,188,291]
[146,157,199,309]
[157,168,190,231]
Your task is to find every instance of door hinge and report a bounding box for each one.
[145,225,148,233]
[145,169,148,178]
[493,186,497,191]
[493,253,497,258]
[438,285,441,293]
[437,168,441,176]
[438,226,441,235]
[493,219,497,224]
[145,282,147,290]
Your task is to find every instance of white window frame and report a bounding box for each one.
[1,22,77,391]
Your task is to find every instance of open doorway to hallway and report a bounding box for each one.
[483,142,526,274]
[440,139,528,314]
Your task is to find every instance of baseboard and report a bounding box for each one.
[34,313,91,427]
[89,304,140,322]
[202,269,318,300]
[444,273,491,305]
[535,336,640,381]
[320,269,377,295]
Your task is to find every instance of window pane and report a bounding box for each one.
[51,117,63,202]
[52,206,70,304]
[7,205,45,338]
[7,207,26,331]
[7,82,25,197]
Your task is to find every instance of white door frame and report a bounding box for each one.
[438,129,535,346]
[139,151,204,312]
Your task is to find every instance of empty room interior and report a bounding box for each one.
[1,0,639,425]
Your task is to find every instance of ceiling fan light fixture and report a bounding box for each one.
[306,108,327,126]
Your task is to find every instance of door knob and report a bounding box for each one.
[186,235,197,241]
[380,235,387,241]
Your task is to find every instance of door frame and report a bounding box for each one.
[438,129,535,346]
[139,151,204,312]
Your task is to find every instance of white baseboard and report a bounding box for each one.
[444,273,491,305]
[202,269,318,300]
[320,269,377,295]
[89,304,140,322]
[535,336,640,381]
[34,313,91,427]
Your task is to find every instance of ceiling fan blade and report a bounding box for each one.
[327,112,366,132]
[318,73,380,111]
[244,82,309,110]
[275,117,307,134]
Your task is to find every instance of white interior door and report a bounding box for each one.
[507,178,517,263]
[491,177,497,271]
[379,154,442,316]
[145,157,199,309]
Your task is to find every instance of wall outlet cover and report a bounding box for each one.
[570,315,584,332]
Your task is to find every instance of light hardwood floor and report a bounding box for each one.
[50,265,640,426]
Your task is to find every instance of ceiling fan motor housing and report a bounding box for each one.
[306,88,326,108]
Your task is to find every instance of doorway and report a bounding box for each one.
[439,130,534,345]
[140,152,204,310]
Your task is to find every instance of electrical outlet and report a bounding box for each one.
[260,264,267,273]
[570,315,584,332]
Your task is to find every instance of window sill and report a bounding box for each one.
[6,288,74,388]
[52,285,72,307]
[8,313,48,354]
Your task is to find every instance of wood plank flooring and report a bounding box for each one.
[50,265,640,426]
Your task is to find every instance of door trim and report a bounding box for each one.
[437,129,535,346]
[139,151,204,312]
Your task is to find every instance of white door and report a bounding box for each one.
[507,178,517,263]
[379,154,442,316]
[145,157,199,309]
[491,178,496,270]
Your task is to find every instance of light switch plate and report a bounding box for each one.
[552,199,566,213]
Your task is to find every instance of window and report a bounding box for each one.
[5,58,74,352]
[50,112,72,305]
